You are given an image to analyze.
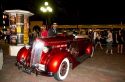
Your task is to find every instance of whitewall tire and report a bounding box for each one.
[54,58,70,81]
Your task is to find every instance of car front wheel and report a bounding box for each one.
[54,58,70,81]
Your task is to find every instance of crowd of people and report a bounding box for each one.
[28,23,58,44]
[0,24,125,54]
[0,23,58,45]
[90,28,124,54]
[29,24,125,54]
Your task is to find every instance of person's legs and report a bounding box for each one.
[110,42,113,54]
[7,35,10,44]
[95,42,98,49]
[99,42,103,50]
[120,44,123,54]
[110,49,113,54]
[117,44,120,53]
[106,42,109,54]
[106,49,108,54]
[108,41,113,54]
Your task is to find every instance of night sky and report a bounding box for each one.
[1,0,125,25]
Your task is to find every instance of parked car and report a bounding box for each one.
[16,35,94,81]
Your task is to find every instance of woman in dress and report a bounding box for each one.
[116,29,124,54]
[106,30,113,54]
[40,26,48,38]
[95,32,103,50]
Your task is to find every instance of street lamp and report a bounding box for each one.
[40,1,53,28]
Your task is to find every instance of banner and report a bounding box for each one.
[24,16,29,44]
[16,14,24,45]
[9,13,17,45]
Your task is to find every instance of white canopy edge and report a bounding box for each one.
[4,9,34,16]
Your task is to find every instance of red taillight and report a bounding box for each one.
[86,47,91,55]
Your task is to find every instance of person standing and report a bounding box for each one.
[106,30,113,54]
[116,29,124,54]
[95,32,103,50]
[5,28,11,44]
[0,30,3,40]
[40,26,48,38]
[48,23,58,37]
[28,28,33,45]
[93,29,98,47]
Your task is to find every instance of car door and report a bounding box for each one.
[69,38,90,63]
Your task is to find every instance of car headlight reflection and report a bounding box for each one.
[35,41,44,49]
[34,40,49,53]
[43,46,49,53]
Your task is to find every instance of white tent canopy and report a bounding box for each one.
[4,10,34,16]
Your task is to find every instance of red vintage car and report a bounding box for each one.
[16,35,94,81]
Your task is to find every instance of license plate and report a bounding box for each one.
[38,64,45,71]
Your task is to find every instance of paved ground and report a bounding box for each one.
[0,40,125,82]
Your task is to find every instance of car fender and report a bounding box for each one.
[17,47,31,63]
[47,51,69,73]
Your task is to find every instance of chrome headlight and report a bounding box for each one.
[33,39,49,53]
[43,46,49,53]
[35,41,44,49]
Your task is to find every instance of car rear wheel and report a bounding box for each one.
[54,58,70,81]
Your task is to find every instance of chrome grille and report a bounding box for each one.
[30,40,43,65]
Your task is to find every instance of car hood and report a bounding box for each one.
[35,36,74,47]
